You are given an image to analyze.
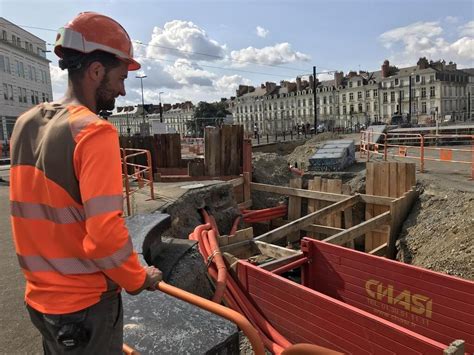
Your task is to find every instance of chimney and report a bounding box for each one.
[296,77,302,91]
[309,75,314,88]
[381,59,390,78]
[417,57,429,70]
[265,82,276,93]
[334,71,344,87]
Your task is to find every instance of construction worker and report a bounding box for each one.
[9,12,162,354]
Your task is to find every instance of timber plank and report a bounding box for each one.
[255,195,361,244]
[365,163,375,251]
[287,178,303,244]
[398,162,407,197]
[323,211,391,246]
[327,179,342,227]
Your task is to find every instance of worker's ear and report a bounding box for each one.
[87,61,106,84]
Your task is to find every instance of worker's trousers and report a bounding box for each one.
[26,293,123,354]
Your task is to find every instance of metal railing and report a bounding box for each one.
[121,148,154,216]
[361,130,474,179]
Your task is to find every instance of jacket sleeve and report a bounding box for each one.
[74,120,146,292]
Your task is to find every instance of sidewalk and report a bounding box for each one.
[0,184,42,353]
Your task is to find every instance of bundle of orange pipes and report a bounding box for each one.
[188,209,292,354]
[241,204,287,223]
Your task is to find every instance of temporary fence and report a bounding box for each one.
[121,148,154,216]
[361,130,474,179]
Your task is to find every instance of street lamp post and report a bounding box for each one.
[159,91,164,123]
[136,75,147,125]
[313,66,317,134]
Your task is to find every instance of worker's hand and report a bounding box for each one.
[127,266,162,295]
[144,266,162,291]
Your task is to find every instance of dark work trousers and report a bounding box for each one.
[26,293,123,354]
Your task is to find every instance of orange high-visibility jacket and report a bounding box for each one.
[10,103,146,314]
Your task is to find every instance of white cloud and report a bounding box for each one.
[445,16,459,24]
[379,21,443,50]
[379,20,474,68]
[459,21,474,37]
[214,75,252,94]
[164,58,215,86]
[230,43,310,66]
[49,64,68,100]
[256,26,269,38]
[144,20,226,61]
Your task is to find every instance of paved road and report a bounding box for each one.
[0,183,42,353]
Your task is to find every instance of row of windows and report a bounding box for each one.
[236,87,435,112]
[0,54,49,84]
[237,97,449,118]
[2,30,47,57]
[2,83,49,104]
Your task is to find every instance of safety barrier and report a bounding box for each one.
[121,148,154,216]
[361,131,474,179]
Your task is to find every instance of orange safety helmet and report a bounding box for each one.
[54,12,140,71]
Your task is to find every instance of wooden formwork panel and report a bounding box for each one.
[204,125,243,176]
[237,259,448,354]
[301,239,474,353]
[154,133,182,168]
[365,162,416,252]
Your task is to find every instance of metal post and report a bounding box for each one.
[313,66,317,134]
[408,75,412,124]
[420,134,424,173]
[159,92,164,123]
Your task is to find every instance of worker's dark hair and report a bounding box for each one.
[59,48,122,83]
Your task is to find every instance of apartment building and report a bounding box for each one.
[0,17,53,141]
[109,102,195,136]
[230,58,473,134]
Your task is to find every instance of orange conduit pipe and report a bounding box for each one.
[200,238,289,351]
[206,263,287,354]
[197,210,292,352]
[157,281,265,355]
[207,228,227,303]
[199,231,291,350]
[241,205,287,216]
[229,216,241,236]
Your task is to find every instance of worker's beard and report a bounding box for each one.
[96,75,116,112]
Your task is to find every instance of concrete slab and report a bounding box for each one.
[309,139,356,171]
[365,124,387,143]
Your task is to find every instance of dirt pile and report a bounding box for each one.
[397,181,474,280]
[164,183,240,239]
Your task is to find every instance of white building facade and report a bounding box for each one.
[230,58,473,134]
[0,17,53,142]
[108,102,195,136]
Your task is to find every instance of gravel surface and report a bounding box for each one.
[397,179,474,280]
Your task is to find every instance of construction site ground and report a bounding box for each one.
[0,130,472,353]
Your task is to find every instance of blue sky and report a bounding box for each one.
[1,0,473,105]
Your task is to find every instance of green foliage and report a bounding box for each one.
[194,101,230,118]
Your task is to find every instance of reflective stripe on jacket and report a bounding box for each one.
[10,103,146,314]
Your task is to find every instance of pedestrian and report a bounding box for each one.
[253,123,259,139]
[9,12,162,354]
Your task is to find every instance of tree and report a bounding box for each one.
[186,101,230,137]
[194,101,230,118]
